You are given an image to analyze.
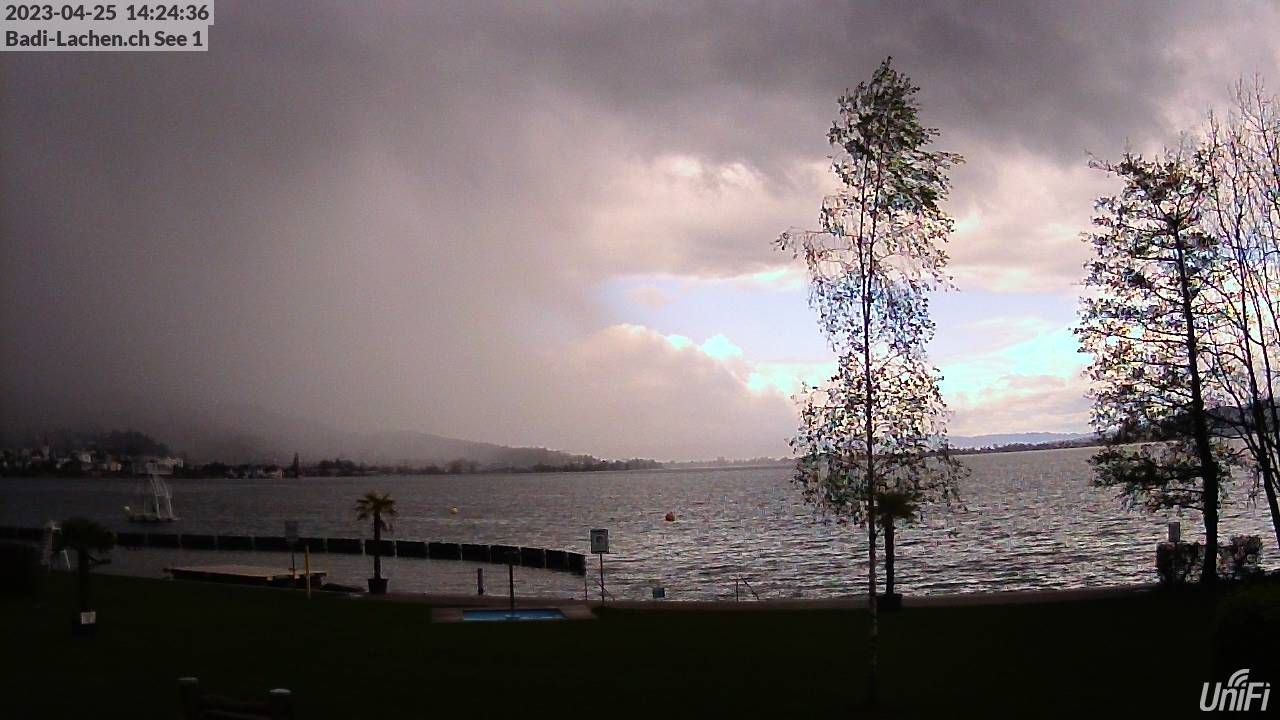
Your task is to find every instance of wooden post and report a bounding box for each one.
[508,561,515,612]
[477,567,484,595]
[598,553,605,605]
[178,677,201,719]
[304,547,311,599]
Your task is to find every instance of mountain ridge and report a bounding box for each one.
[948,432,1092,449]
[2,404,1094,464]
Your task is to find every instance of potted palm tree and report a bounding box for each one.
[355,491,396,594]
[875,489,919,611]
[55,517,115,635]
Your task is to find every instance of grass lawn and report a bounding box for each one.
[0,573,1252,718]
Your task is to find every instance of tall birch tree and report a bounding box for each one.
[778,57,964,706]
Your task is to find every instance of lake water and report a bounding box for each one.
[1,446,1274,600]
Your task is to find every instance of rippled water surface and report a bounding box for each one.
[1,446,1273,599]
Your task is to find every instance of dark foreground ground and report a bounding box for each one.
[2,573,1275,718]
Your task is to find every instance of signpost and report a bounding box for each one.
[590,529,609,604]
[507,550,517,613]
[285,521,299,579]
[590,528,609,554]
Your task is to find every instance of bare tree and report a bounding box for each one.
[1201,79,1280,551]
[778,56,964,705]
[1077,147,1236,584]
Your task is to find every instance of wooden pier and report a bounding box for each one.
[165,564,327,588]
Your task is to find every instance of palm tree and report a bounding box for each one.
[875,489,919,605]
[54,517,115,624]
[355,491,396,594]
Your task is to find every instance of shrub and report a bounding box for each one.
[1218,535,1263,581]
[1155,541,1203,585]
[0,541,43,595]
[1211,584,1280,678]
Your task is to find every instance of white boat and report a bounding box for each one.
[124,474,178,523]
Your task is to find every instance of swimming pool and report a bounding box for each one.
[462,608,567,622]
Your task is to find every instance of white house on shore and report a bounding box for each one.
[129,456,184,476]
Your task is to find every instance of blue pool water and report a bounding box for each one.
[462,608,566,622]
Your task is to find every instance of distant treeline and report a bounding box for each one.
[948,437,1102,456]
[0,428,664,479]
[178,456,662,478]
[663,457,790,469]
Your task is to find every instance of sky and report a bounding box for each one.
[3,1,1280,460]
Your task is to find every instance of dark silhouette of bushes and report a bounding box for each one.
[0,541,43,595]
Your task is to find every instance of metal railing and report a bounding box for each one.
[584,573,616,602]
[733,576,760,601]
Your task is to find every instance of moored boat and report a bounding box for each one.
[124,474,178,523]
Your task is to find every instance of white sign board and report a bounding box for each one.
[285,521,299,544]
[590,528,609,554]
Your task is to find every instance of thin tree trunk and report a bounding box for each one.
[1174,233,1220,585]
[885,520,895,597]
[1250,401,1280,551]
[859,113,888,710]
[373,514,382,581]
[1251,303,1280,550]
[77,548,89,613]
[1261,352,1280,551]
[1224,232,1280,551]
[864,273,879,708]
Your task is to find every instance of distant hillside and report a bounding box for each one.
[108,404,591,466]
[6,428,173,457]
[949,432,1092,449]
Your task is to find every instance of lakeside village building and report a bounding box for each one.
[0,446,186,477]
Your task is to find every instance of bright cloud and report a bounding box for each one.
[664,333,694,350]
[938,320,1090,434]
[946,152,1116,293]
[746,361,835,397]
[700,334,744,360]
[582,152,833,277]
[532,324,796,459]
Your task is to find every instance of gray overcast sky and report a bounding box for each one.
[3,1,1279,459]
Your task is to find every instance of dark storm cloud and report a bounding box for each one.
[2,1,1276,456]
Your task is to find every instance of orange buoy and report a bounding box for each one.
[664,512,676,522]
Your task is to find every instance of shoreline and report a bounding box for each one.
[366,580,1161,611]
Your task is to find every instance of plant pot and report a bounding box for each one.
[877,592,903,611]
[367,577,389,595]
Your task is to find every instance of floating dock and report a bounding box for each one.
[165,564,326,587]
[0,525,589,576]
